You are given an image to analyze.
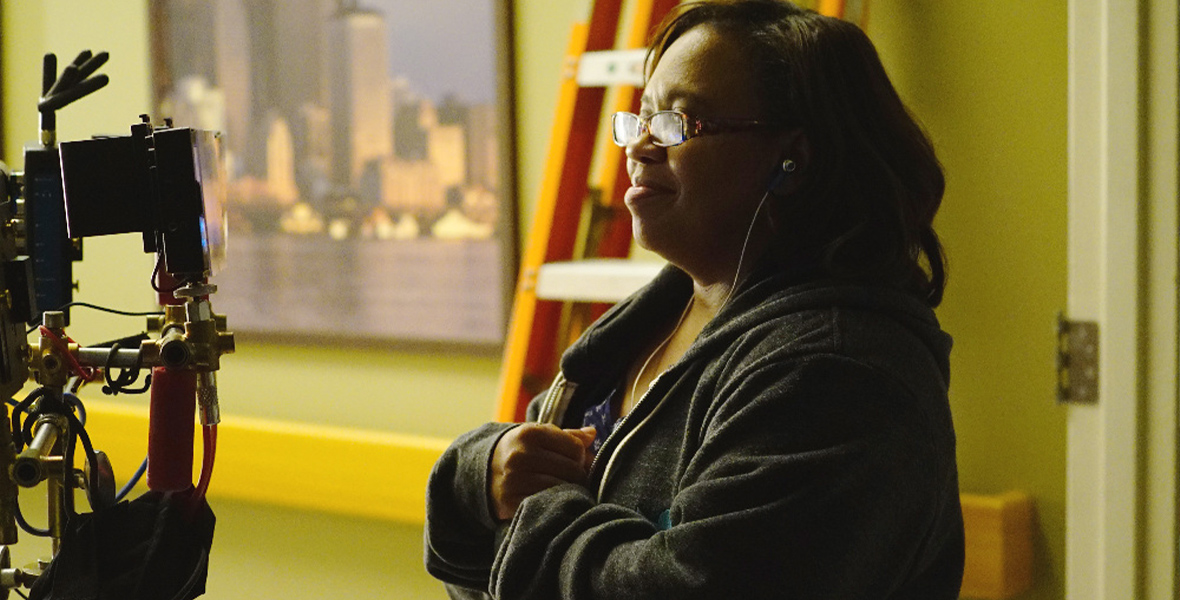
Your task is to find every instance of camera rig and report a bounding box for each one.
[0,51,233,599]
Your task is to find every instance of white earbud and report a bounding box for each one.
[766,158,797,192]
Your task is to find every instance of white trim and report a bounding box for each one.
[1142,0,1179,596]
[1067,0,1179,597]
[1066,0,1141,598]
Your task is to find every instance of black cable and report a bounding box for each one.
[64,389,92,511]
[25,301,164,334]
[64,409,98,484]
[150,254,185,294]
[60,302,163,318]
[102,341,151,396]
[62,406,101,514]
[63,389,87,427]
[10,388,46,453]
[19,413,37,454]
[167,549,210,600]
[108,372,152,396]
[63,387,93,512]
[16,392,69,458]
[62,419,77,517]
[103,343,125,394]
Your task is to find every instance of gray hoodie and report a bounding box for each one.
[425,264,964,599]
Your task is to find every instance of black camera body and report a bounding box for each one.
[0,165,36,400]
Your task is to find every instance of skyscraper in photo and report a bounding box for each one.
[325,1,393,189]
[214,0,251,178]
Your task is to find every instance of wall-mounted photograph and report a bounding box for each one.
[150,0,516,347]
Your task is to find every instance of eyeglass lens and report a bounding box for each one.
[612,112,686,147]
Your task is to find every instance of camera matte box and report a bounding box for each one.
[59,134,153,239]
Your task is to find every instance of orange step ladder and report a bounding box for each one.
[495,0,679,422]
[496,0,867,423]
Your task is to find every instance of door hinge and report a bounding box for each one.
[1056,313,1099,404]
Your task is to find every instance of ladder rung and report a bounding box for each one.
[535,258,664,303]
[576,49,647,87]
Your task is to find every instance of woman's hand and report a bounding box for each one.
[490,424,596,521]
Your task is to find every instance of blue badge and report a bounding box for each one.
[655,509,672,531]
[582,389,618,454]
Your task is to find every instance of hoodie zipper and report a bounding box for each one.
[591,295,696,500]
[537,368,666,500]
[590,369,672,502]
[537,372,576,424]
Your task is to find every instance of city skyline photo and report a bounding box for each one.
[153,0,513,346]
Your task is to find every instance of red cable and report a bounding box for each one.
[37,325,101,382]
[191,423,217,514]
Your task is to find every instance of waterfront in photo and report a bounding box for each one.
[212,234,506,345]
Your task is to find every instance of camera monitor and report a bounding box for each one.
[59,122,227,279]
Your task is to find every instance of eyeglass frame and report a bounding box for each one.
[611,110,777,148]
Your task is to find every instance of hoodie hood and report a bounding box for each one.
[561,262,952,391]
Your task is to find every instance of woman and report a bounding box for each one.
[425,1,962,598]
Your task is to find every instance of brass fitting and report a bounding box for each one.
[30,314,74,388]
[11,416,66,488]
[142,299,234,372]
[141,305,192,368]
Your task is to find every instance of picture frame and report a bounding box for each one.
[0,2,5,164]
[148,0,517,351]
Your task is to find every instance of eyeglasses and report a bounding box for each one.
[611,110,774,148]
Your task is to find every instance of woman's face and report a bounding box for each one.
[625,24,789,285]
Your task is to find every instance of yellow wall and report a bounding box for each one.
[869,2,1068,598]
[4,1,1068,599]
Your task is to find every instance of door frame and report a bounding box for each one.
[1066,0,1177,598]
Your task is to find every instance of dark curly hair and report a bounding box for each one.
[648,0,947,306]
